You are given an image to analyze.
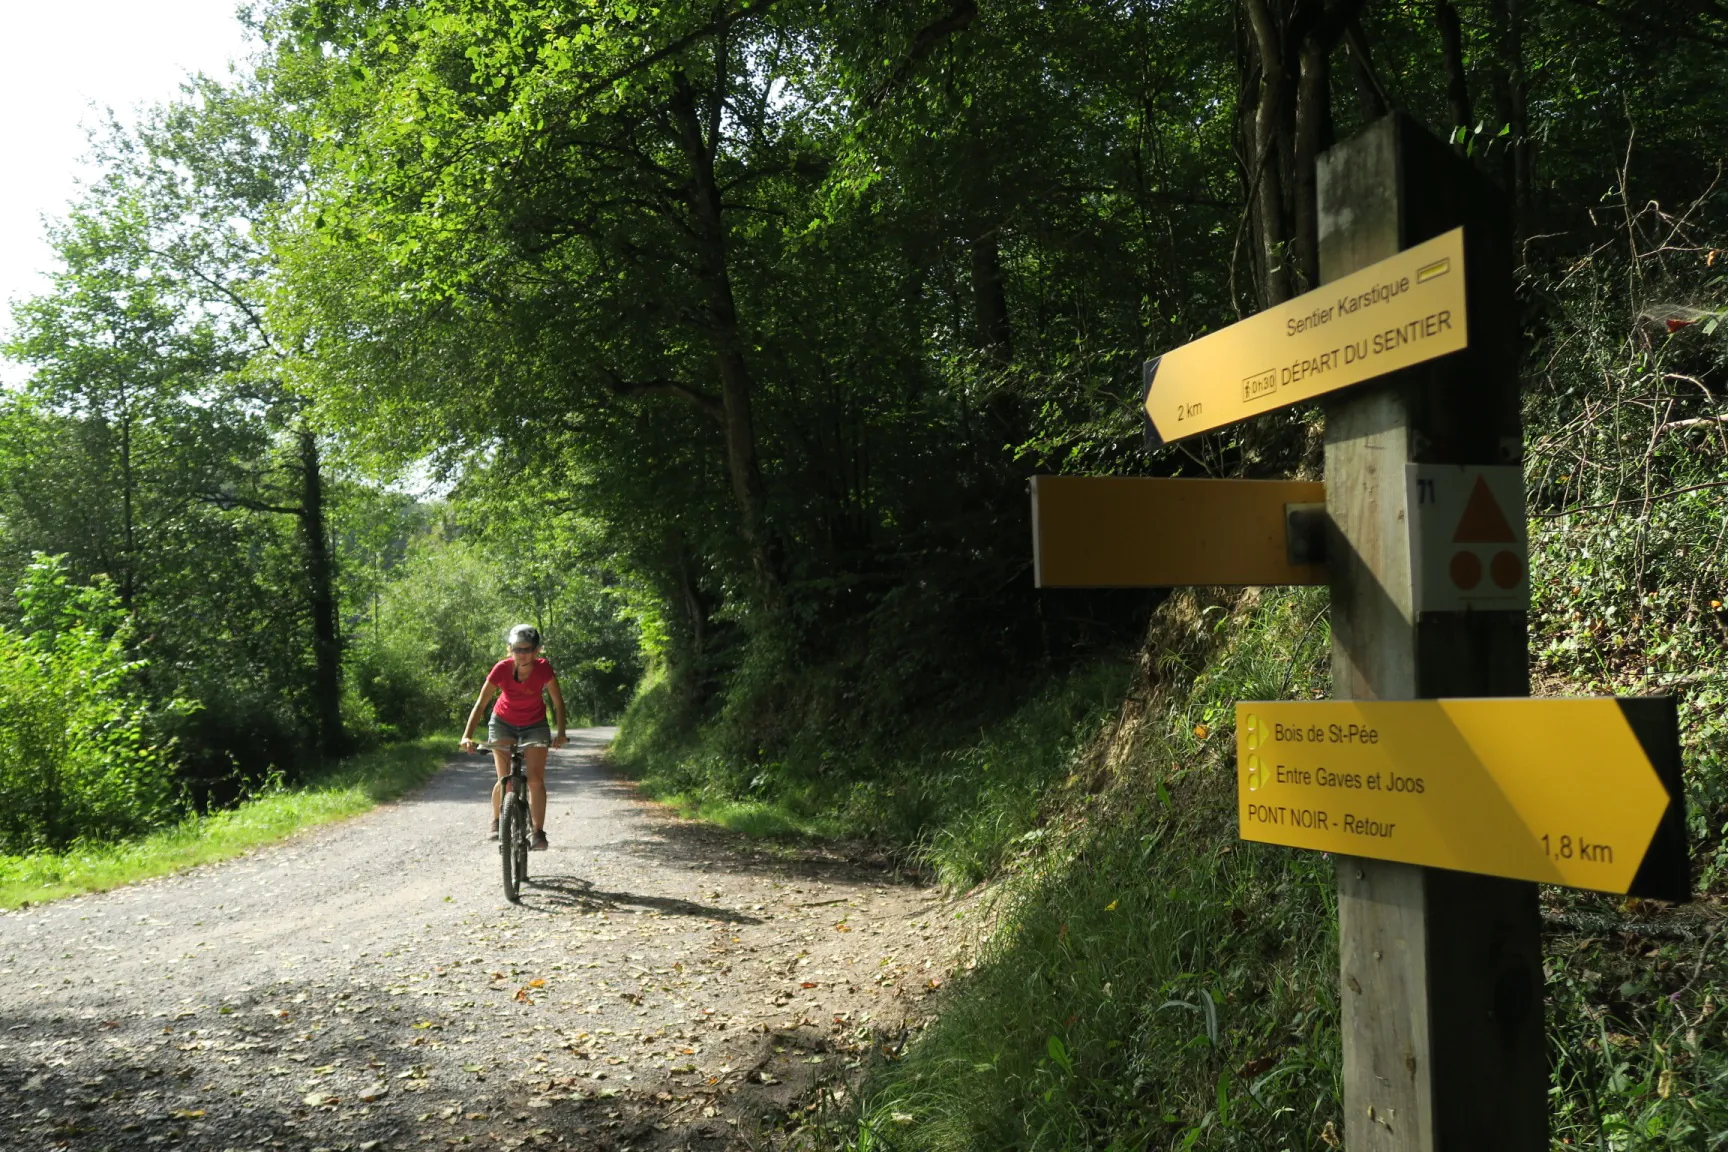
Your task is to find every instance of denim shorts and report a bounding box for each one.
[487,716,553,746]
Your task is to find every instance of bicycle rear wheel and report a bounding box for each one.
[499,792,524,903]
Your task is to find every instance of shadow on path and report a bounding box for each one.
[518,875,764,924]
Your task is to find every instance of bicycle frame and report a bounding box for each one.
[483,738,550,794]
[482,739,548,903]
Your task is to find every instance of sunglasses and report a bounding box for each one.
[510,646,536,654]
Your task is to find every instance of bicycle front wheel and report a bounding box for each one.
[514,815,530,888]
[499,794,524,903]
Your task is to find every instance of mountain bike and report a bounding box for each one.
[484,739,547,903]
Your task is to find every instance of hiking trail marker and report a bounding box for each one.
[1141,227,1468,447]
[1408,464,1527,613]
[1235,698,1686,900]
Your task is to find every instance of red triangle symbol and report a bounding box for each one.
[1452,476,1517,543]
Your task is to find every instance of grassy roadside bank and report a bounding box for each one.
[610,589,1345,1147]
[821,589,1344,1150]
[0,736,452,910]
[617,585,1728,1149]
[827,589,1728,1150]
[611,660,1137,886]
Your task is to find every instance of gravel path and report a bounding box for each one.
[0,730,963,1152]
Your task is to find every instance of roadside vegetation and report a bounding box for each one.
[0,736,449,910]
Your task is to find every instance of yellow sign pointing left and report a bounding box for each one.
[1235,698,1686,899]
[1143,228,1468,447]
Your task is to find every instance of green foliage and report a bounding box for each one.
[1522,190,1728,884]
[0,91,365,786]
[349,501,642,737]
[847,828,1339,1151]
[351,528,512,736]
[445,475,646,725]
[0,556,190,852]
[1547,923,1728,1147]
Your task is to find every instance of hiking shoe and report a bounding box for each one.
[488,818,499,841]
[531,830,549,851]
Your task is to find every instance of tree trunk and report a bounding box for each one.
[670,68,783,606]
[1292,34,1335,293]
[1244,0,1356,300]
[297,428,343,760]
[972,231,1013,360]
[1437,0,1474,151]
[1243,0,1295,305]
[1345,17,1389,121]
[1507,0,1532,237]
[118,400,137,612]
[1486,0,1534,243]
[673,531,708,672]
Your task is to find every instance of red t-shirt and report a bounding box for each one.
[488,658,556,726]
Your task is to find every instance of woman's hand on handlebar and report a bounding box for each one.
[552,732,568,750]
[459,736,479,754]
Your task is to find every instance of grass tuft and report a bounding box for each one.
[848,818,1341,1150]
[0,736,451,910]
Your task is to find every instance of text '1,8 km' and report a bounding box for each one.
[1235,698,1687,899]
[1142,227,1468,447]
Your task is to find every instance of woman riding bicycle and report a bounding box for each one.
[459,624,568,849]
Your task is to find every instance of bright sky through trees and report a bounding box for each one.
[0,0,252,380]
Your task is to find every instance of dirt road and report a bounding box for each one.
[0,730,962,1151]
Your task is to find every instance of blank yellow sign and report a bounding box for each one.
[1236,698,1684,896]
[1031,476,1326,588]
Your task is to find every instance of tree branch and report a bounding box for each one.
[560,0,785,113]
[1655,414,1728,435]
[1345,16,1392,116]
[198,489,301,516]
[1536,477,1728,517]
[146,246,284,358]
[865,0,979,110]
[604,374,725,421]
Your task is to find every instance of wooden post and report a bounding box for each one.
[1320,116,1545,1148]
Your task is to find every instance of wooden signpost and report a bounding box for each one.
[1031,113,1690,1149]
[1319,118,1547,1152]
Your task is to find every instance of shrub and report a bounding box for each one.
[0,555,190,851]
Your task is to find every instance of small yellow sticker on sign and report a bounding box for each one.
[1235,698,1683,896]
[1144,228,1468,446]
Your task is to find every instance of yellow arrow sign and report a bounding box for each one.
[1235,698,1686,898]
[1144,228,1469,447]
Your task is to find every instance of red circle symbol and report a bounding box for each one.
[1491,550,1524,589]
[1450,550,1483,589]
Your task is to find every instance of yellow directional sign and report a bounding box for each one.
[1144,228,1469,447]
[1235,698,1687,899]
[1030,476,1326,587]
